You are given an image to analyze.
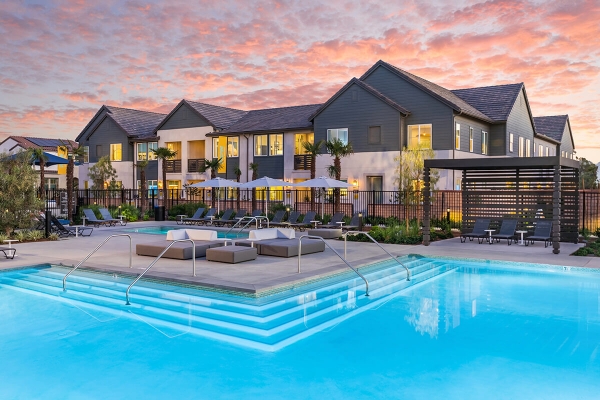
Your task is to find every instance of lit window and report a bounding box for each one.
[148,142,158,160]
[469,127,473,152]
[455,123,460,150]
[269,134,283,156]
[110,143,122,161]
[407,124,432,149]
[295,133,314,155]
[509,133,514,152]
[526,139,531,157]
[83,146,89,163]
[213,138,220,158]
[481,131,488,155]
[254,135,268,156]
[538,144,543,157]
[518,137,524,157]
[327,128,348,145]
[227,137,239,157]
[137,143,147,161]
[545,146,549,156]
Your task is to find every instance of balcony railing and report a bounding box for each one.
[188,159,205,173]
[165,159,182,173]
[294,154,312,171]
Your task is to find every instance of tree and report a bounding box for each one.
[203,157,223,208]
[59,141,85,223]
[151,147,177,204]
[302,139,325,210]
[88,156,118,189]
[249,162,259,212]
[136,160,149,215]
[579,158,598,189]
[234,166,242,210]
[0,151,44,234]
[31,148,48,199]
[326,138,354,212]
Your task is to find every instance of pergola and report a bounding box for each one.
[423,156,580,254]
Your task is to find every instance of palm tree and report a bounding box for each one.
[31,148,48,200]
[234,166,242,210]
[203,158,223,208]
[326,138,354,212]
[302,139,325,210]
[151,147,177,208]
[136,160,149,215]
[59,141,85,223]
[249,162,259,212]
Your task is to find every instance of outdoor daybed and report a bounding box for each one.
[236,228,325,258]
[136,229,223,260]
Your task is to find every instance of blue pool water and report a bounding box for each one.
[1,258,599,399]
[124,225,248,239]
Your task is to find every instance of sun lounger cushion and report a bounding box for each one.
[136,240,222,259]
[307,228,343,239]
[249,228,295,240]
[166,229,218,241]
[206,246,257,263]
[258,238,325,258]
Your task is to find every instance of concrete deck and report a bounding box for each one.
[1,221,598,296]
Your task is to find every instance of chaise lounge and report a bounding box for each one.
[236,228,325,258]
[491,219,518,245]
[460,218,491,243]
[136,229,224,260]
[527,220,553,247]
[182,208,206,225]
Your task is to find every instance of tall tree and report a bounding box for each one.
[31,148,48,199]
[326,138,354,212]
[136,160,149,215]
[88,156,118,189]
[249,162,259,212]
[151,147,177,205]
[579,158,598,189]
[234,166,242,210]
[203,158,223,208]
[59,141,85,223]
[302,139,325,210]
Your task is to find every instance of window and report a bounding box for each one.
[227,137,239,157]
[110,143,122,161]
[269,134,283,156]
[137,143,147,161]
[165,142,181,159]
[526,139,531,157]
[561,151,565,158]
[481,131,488,155]
[455,123,460,150]
[538,144,543,157]
[368,126,381,144]
[407,124,432,149]
[295,133,314,155]
[518,137,524,157]
[254,135,268,156]
[509,133,514,152]
[83,146,89,163]
[148,142,158,160]
[45,178,59,190]
[327,128,348,145]
[545,146,549,156]
[96,145,102,158]
[469,127,473,152]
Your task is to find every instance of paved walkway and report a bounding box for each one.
[1,221,598,295]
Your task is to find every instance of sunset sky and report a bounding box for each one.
[1,0,599,161]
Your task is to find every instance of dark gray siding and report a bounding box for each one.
[136,160,158,181]
[253,156,284,179]
[506,89,535,157]
[160,103,212,131]
[83,118,132,162]
[362,66,455,150]
[489,124,506,156]
[225,157,240,180]
[561,124,574,154]
[313,82,401,152]
[454,116,492,155]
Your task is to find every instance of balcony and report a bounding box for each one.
[294,155,312,171]
[188,158,205,173]
[165,159,182,173]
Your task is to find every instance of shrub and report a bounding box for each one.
[168,202,207,218]
[14,230,28,242]
[26,230,44,241]
[118,204,140,222]
[48,233,60,241]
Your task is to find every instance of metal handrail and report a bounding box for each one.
[225,216,270,236]
[342,231,410,281]
[298,235,369,296]
[125,239,197,305]
[63,234,132,291]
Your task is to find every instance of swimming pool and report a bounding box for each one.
[124,225,249,239]
[1,258,599,399]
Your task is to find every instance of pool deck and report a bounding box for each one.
[1,221,599,295]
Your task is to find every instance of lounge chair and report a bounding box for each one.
[0,247,16,259]
[527,220,553,247]
[182,208,205,225]
[235,228,325,258]
[272,211,300,228]
[211,209,234,227]
[460,218,491,243]
[491,219,518,245]
[99,208,123,226]
[229,209,247,225]
[342,213,361,231]
[251,210,262,217]
[196,208,217,225]
[289,211,317,231]
[51,216,93,237]
[320,212,345,229]
[83,208,112,227]
[268,210,285,226]
[136,229,224,260]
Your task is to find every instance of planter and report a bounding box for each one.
[451,230,461,238]
[587,236,598,243]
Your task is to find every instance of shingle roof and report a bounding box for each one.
[451,83,523,121]
[185,100,247,130]
[104,106,166,139]
[361,61,493,123]
[309,78,410,121]
[533,115,568,142]
[219,104,322,134]
[4,136,78,151]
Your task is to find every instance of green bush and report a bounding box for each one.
[118,204,140,222]
[573,241,600,257]
[168,202,208,218]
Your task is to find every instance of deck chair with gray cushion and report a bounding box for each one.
[99,208,122,226]
[320,212,345,229]
[272,211,300,228]
[182,208,205,225]
[289,211,317,231]
[460,218,491,243]
[51,215,93,237]
[83,208,110,227]
[196,208,217,225]
[211,209,234,227]
[251,210,262,218]
[527,220,553,248]
[491,219,518,245]
[228,209,247,225]
[342,213,361,231]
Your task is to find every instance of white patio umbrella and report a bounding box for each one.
[294,176,353,218]
[188,177,240,213]
[239,176,291,213]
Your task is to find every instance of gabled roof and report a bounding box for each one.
[360,60,493,123]
[451,83,523,121]
[533,115,569,142]
[77,105,166,142]
[217,104,322,135]
[1,136,78,151]
[153,100,248,133]
[309,77,410,121]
